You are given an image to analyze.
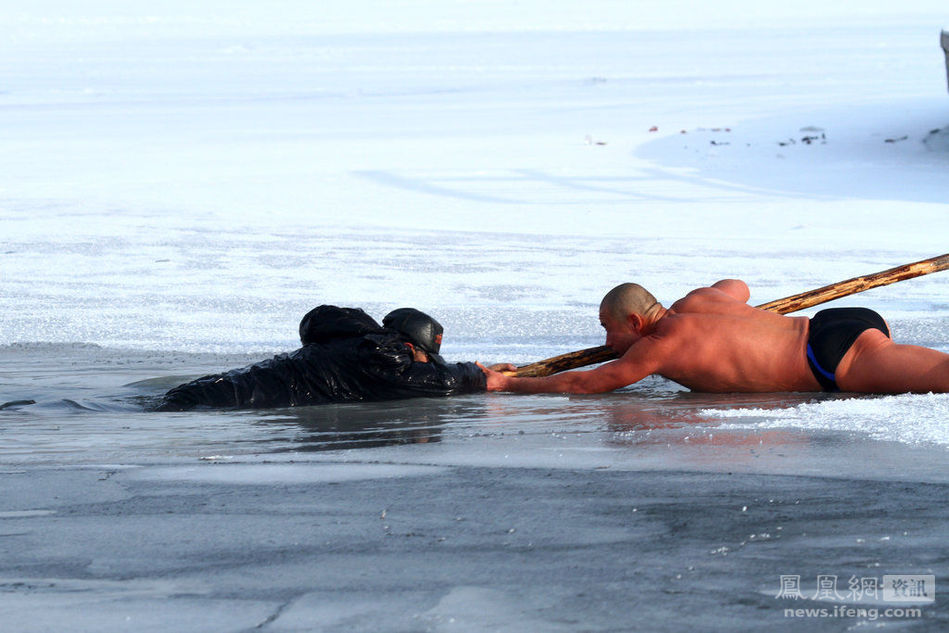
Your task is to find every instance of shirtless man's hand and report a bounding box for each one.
[477,363,513,390]
[479,362,517,379]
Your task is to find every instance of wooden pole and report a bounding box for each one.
[513,253,949,378]
[754,253,949,314]
[514,345,616,378]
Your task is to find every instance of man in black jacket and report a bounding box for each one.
[154,306,502,411]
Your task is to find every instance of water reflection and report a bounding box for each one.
[466,388,829,462]
[475,388,835,434]
[604,390,840,432]
[254,397,489,451]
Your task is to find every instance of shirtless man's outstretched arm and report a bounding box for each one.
[480,338,662,394]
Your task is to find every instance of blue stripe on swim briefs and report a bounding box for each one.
[806,344,836,383]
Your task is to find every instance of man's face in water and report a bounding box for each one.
[406,344,430,363]
[599,306,642,355]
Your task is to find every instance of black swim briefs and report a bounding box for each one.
[806,307,890,392]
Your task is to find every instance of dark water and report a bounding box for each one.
[2,342,946,479]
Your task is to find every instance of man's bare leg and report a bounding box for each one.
[837,329,949,393]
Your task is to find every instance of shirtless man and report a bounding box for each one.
[480,281,949,394]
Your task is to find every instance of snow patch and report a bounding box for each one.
[700,393,949,446]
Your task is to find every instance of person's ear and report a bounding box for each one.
[627,313,645,333]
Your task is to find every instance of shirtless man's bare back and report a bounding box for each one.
[480,280,949,395]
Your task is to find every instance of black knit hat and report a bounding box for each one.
[383,308,444,360]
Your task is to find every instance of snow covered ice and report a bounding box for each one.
[1,1,948,631]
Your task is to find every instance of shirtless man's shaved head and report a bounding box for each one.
[598,283,665,356]
[599,283,661,323]
[482,278,949,396]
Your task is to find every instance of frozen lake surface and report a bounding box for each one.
[1,0,948,630]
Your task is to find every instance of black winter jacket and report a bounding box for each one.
[154,306,486,411]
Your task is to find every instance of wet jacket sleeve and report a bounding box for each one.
[153,354,301,411]
[154,373,240,411]
[362,338,486,399]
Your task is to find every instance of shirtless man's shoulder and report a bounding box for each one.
[672,283,750,313]
[639,286,748,354]
[671,282,802,333]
